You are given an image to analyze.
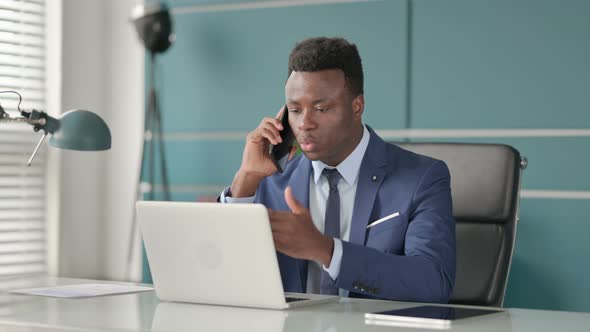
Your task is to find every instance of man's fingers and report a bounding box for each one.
[268,210,297,236]
[268,210,289,226]
[260,127,282,145]
[253,117,282,138]
[268,209,286,219]
[273,238,285,253]
[275,105,286,119]
[270,220,290,236]
[264,116,283,131]
[285,186,304,214]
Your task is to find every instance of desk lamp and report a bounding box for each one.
[0,91,111,165]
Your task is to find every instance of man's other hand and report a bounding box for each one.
[268,187,334,266]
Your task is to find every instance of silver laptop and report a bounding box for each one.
[136,201,337,309]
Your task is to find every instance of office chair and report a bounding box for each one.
[394,142,527,307]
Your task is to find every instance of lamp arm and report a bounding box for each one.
[0,91,58,133]
[20,109,60,134]
[0,116,47,126]
[0,106,58,166]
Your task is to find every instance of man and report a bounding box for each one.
[221,37,455,303]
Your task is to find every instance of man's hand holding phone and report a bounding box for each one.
[230,106,293,198]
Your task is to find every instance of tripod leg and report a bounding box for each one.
[125,54,158,280]
[153,92,171,201]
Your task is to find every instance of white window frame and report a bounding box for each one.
[44,0,61,277]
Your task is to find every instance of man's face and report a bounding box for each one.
[285,69,364,166]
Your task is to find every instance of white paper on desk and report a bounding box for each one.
[9,283,154,298]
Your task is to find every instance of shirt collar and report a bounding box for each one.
[311,125,370,185]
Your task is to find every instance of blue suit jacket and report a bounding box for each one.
[254,127,456,303]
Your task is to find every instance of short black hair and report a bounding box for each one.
[288,37,364,96]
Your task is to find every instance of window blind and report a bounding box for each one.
[0,0,47,280]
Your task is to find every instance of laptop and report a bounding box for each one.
[136,201,338,309]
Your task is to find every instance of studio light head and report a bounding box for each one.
[131,3,174,54]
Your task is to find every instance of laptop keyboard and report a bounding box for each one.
[285,296,308,303]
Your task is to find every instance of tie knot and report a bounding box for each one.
[323,168,341,190]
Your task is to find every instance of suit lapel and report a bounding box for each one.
[349,128,390,245]
[286,156,312,292]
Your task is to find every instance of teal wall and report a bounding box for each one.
[142,0,590,312]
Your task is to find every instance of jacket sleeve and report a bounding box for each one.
[335,160,456,303]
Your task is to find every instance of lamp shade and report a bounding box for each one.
[48,110,111,151]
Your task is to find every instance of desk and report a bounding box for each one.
[0,276,588,331]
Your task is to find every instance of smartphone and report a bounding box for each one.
[269,105,294,173]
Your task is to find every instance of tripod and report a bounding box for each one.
[126,53,171,281]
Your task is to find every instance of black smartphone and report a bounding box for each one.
[270,105,294,173]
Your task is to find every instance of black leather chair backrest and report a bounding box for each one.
[393,142,524,307]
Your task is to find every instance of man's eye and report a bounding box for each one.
[289,109,301,114]
[316,108,328,113]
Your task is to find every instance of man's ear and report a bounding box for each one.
[352,94,364,120]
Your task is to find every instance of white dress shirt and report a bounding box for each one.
[221,125,370,297]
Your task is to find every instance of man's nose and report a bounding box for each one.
[297,110,316,131]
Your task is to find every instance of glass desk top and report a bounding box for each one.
[0,276,588,332]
